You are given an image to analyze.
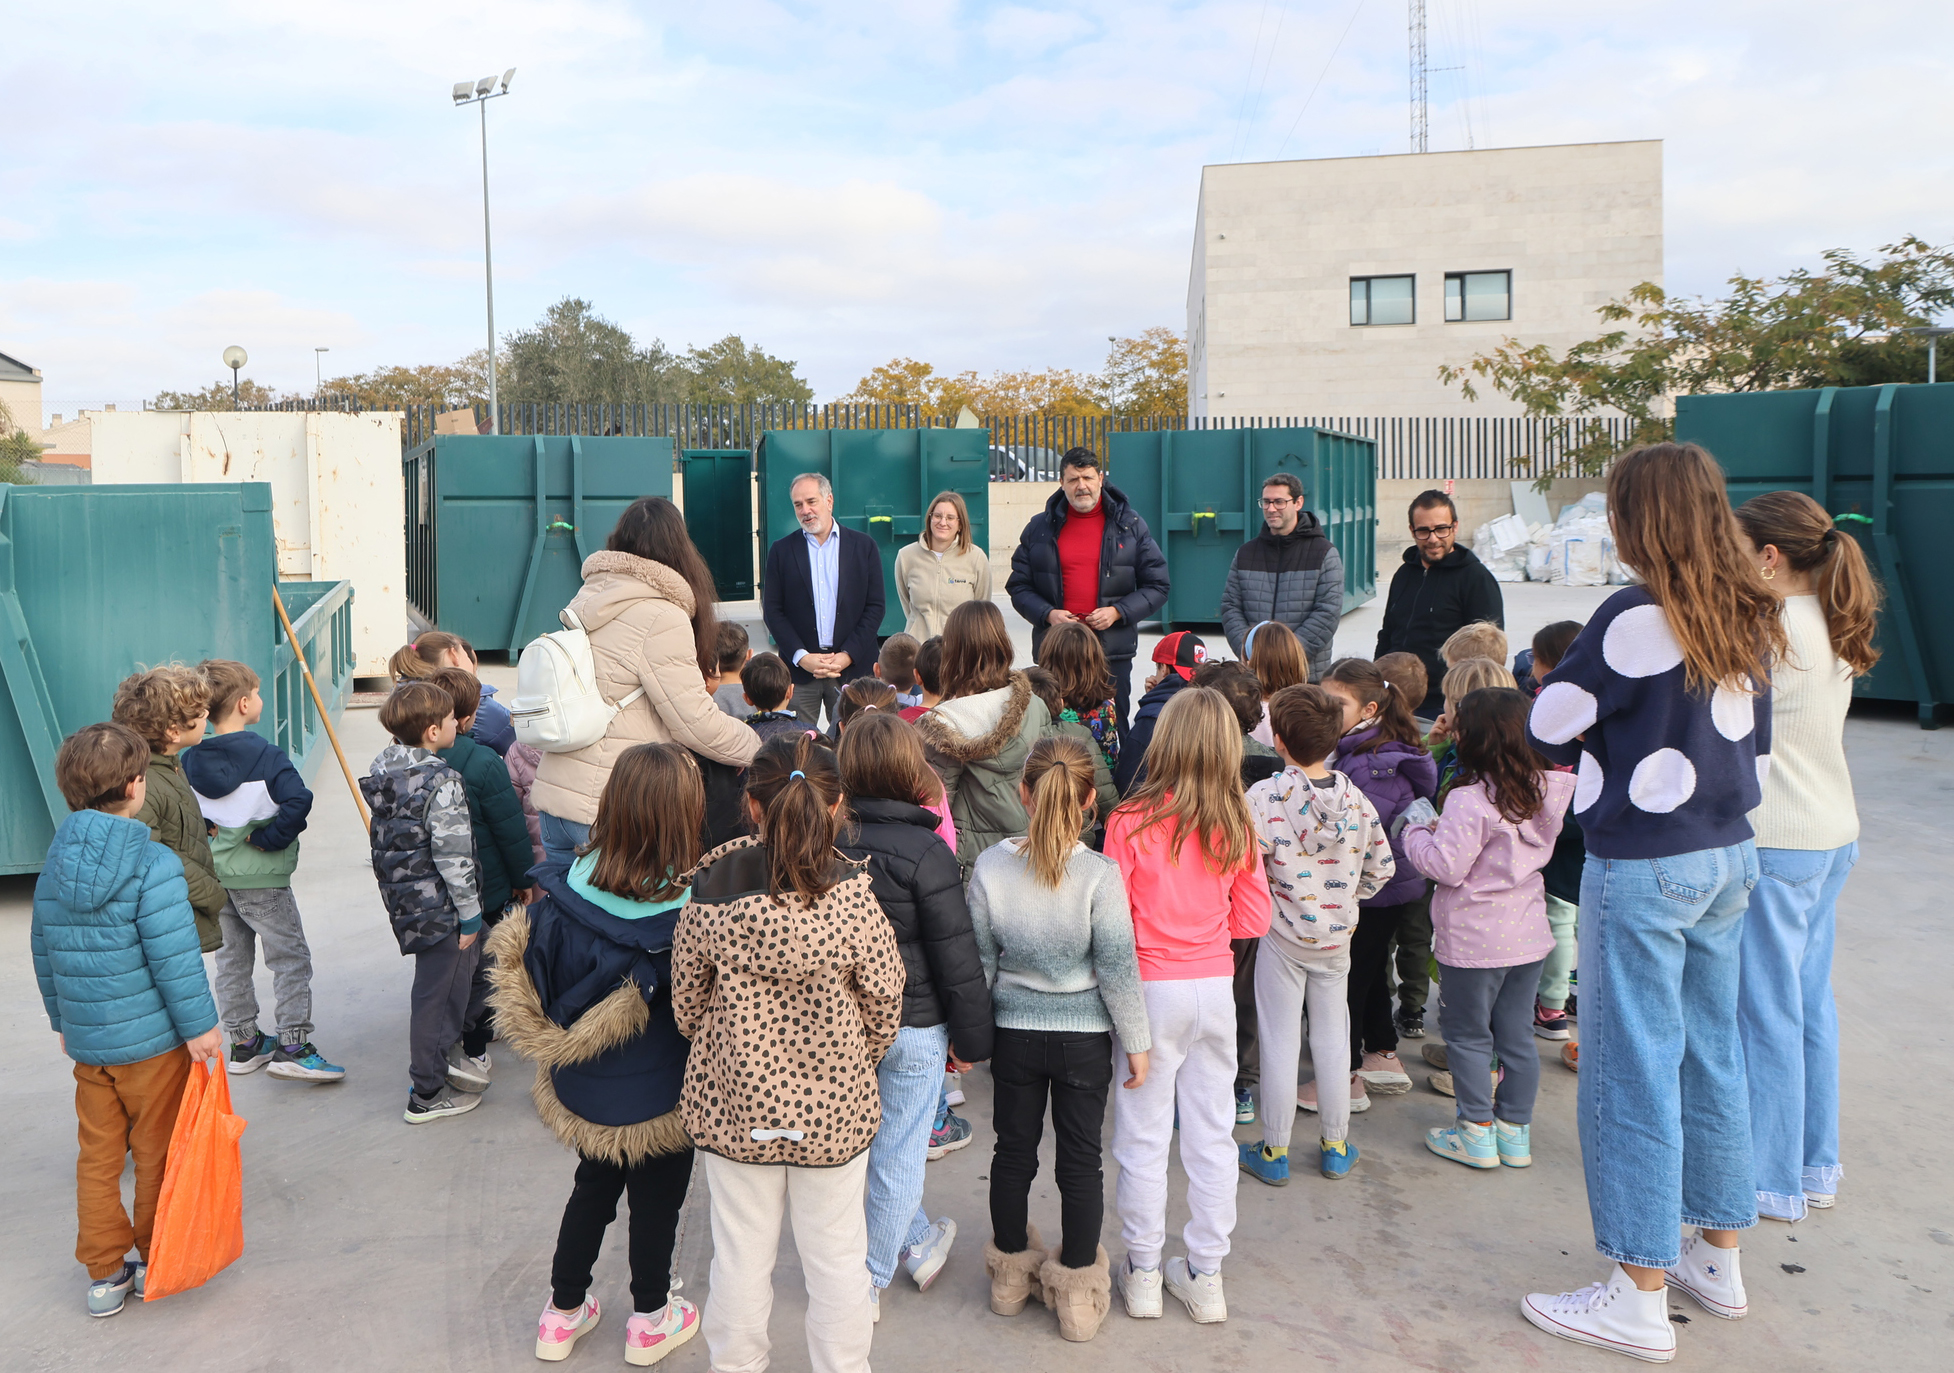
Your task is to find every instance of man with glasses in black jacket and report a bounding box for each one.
[1374,490,1505,718]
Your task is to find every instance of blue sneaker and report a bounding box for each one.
[1234,1087,1256,1124]
[227,1030,278,1075]
[1237,1140,1289,1187]
[1319,1138,1359,1180]
[926,1110,972,1160]
[87,1261,137,1317]
[1426,1119,1500,1169]
[267,1041,346,1082]
[1495,1119,1532,1168]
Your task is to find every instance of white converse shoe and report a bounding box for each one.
[1664,1230,1747,1320]
[1164,1257,1227,1323]
[1521,1265,1676,1363]
[1118,1256,1163,1318]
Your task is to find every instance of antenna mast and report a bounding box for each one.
[1409,0,1429,153]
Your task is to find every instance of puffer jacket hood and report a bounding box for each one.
[670,836,904,1167]
[31,810,218,1066]
[917,672,1051,875]
[532,551,759,827]
[1333,727,1441,907]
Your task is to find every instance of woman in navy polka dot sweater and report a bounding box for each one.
[1518,443,1786,1364]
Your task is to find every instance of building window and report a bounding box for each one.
[1445,270,1511,322]
[1349,274,1415,326]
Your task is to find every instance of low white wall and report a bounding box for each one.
[90,411,408,680]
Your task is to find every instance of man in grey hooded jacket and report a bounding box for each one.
[1219,472,1344,681]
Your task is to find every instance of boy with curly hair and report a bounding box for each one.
[112,666,227,952]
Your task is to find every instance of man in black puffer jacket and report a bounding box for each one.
[1007,448,1170,733]
[836,759,994,1296]
[1219,471,1345,681]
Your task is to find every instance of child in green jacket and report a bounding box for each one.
[112,666,227,953]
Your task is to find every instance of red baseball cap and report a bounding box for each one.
[1151,631,1209,682]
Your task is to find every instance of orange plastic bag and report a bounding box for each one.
[143,1058,248,1300]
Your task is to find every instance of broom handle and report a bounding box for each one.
[271,586,369,830]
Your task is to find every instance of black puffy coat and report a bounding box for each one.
[1374,544,1506,716]
[1007,483,1170,665]
[837,797,994,1063]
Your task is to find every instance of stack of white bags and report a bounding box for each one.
[1469,492,1629,586]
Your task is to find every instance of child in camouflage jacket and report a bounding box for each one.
[360,682,485,1125]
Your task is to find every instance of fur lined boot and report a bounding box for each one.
[1039,1245,1112,1342]
[985,1225,1047,1316]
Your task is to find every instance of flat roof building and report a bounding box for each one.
[1186,140,1663,419]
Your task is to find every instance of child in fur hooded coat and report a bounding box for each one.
[488,743,704,1367]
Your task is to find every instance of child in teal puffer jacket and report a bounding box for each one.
[32,722,223,1318]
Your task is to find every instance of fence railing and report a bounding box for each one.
[245,397,1633,480]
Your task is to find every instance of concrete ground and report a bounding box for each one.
[3,581,1948,1372]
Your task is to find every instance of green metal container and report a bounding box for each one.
[1676,382,1951,727]
[755,429,991,636]
[0,482,356,874]
[681,449,755,602]
[404,434,675,654]
[1109,427,1377,630]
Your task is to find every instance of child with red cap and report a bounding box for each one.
[1113,633,1207,795]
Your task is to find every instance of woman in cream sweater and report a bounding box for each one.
[1734,490,1880,1223]
[895,491,992,640]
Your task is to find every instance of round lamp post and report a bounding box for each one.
[222,346,248,407]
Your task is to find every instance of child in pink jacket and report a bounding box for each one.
[1401,688,1574,1172]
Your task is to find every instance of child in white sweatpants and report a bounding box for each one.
[1241,684,1395,1184]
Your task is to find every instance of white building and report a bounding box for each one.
[1186,140,1663,419]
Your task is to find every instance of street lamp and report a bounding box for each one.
[1901,325,1954,384]
[315,347,330,394]
[452,67,516,434]
[223,346,248,407]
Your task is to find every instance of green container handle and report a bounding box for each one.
[547,520,575,533]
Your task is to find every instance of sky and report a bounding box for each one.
[3,0,1950,420]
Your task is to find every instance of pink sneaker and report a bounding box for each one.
[536,1295,600,1361]
[625,1296,700,1366]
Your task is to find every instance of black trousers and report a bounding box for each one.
[551,1147,695,1313]
[1108,655,1134,738]
[1348,901,1417,1059]
[989,1028,1113,1269]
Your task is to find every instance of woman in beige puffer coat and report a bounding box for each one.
[532,498,759,863]
[894,491,993,640]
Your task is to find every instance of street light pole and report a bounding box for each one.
[453,69,516,434]
[315,346,330,394]
[223,345,247,407]
[1902,325,1952,384]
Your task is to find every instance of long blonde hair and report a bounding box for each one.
[1111,687,1252,873]
[1734,490,1881,676]
[1021,736,1097,888]
[1608,443,1785,693]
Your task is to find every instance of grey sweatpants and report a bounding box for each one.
[1254,936,1353,1145]
[410,933,479,1099]
[1435,959,1545,1126]
[213,888,314,1043]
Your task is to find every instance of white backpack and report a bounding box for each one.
[510,608,644,753]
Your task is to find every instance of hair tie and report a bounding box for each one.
[1383,679,1397,691]
[790,769,805,780]
[862,704,878,712]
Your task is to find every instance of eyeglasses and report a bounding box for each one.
[1259,497,1296,508]
[1412,522,1457,539]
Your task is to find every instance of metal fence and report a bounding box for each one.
[243,397,1634,480]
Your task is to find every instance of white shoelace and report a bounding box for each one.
[1545,1281,1612,1312]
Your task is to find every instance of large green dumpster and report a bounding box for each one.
[1109,427,1377,631]
[404,434,674,654]
[1676,382,1951,728]
[755,429,991,637]
[681,449,755,602]
[0,482,356,874]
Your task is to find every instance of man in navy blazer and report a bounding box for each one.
[761,471,886,726]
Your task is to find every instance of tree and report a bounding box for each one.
[500,297,680,404]
[148,378,292,410]
[680,335,813,405]
[318,362,485,410]
[0,396,39,483]
[1104,326,1188,414]
[1438,236,1954,477]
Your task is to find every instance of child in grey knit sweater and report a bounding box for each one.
[967,736,1150,1343]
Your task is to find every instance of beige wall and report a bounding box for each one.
[1188,140,1663,419]
[0,375,42,438]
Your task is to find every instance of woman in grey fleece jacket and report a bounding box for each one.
[966,736,1151,1343]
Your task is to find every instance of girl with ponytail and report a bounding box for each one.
[670,732,905,1372]
[1732,490,1879,1223]
[966,736,1151,1341]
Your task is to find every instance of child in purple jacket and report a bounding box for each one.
[1322,657,1439,1100]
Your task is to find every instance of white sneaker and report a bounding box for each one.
[1521,1265,1676,1363]
[901,1216,957,1291]
[1118,1257,1163,1318]
[944,1071,966,1107]
[1664,1230,1747,1320]
[444,1042,490,1092]
[1164,1257,1227,1323]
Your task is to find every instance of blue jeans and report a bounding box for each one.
[1578,844,1759,1269]
[1739,843,1856,1221]
[864,1023,948,1288]
[539,812,591,870]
